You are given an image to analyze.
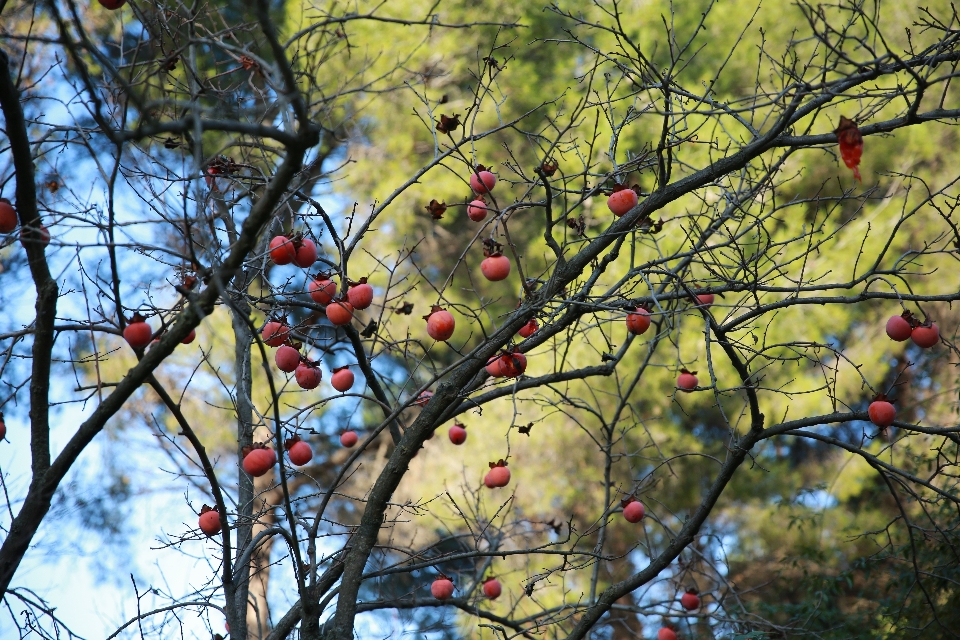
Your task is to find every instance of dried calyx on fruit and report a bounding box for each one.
[347,277,374,310]
[625,304,652,336]
[621,495,645,523]
[467,196,489,222]
[677,368,698,392]
[430,573,455,600]
[295,361,323,389]
[448,422,467,445]
[198,504,221,536]
[325,298,354,326]
[284,434,314,466]
[469,164,497,194]
[123,312,154,349]
[868,393,896,428]
[911,317,940,348]
[425,305,455,341]
[275,344,302,372]
[680,588,701,610]
[883,310,939,348]
[885,310,915,341]
[482,576,502,599]
[242,442,277,477]
[483,459,511,488]
[268,231,318,268]
[480,238,511,282]
[308,273,337,305]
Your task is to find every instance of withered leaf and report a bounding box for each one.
[396,302,414,315]
[360,320,378,338]
[435,113,461,134]
[538,159,559,176]
[425,199,447,220]
[566,215,586,236]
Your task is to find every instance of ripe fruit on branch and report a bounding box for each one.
[0,413,5,441]
[293,238,317,268]
[657,627,678,640]
[622,497,645,523]
[500,352,527,377]
[677,369,698,392]
[0,199,17,233]
[835,116,864,182]
[325,300,354,326]
[911,320,939,348]
[182,329,196,345]
[868,394,896,428]
[262,319,290,347]
[680,589,700,610]
[123,314,153,349]
[295,363,322,389]
[484,460,511,488]
[414,390,433,407]
[98,0,126,8]
[347,278,373,310]
[626,307,651,335]
[481,254,511,282]
[695,292,714,308]
[482,577,502,600]
[20,223,50,247]
[885,313,913,342]
[331,367,355,392]
[607,184,639,216]
[308,277,337,304]
[468,197,490,222]
[486,351,527,378]
[425,306,455,341]
[205,166,221,190]
[275,345,301,372]
[286,436,313,466]
[242,444,276,477]
[469,165,497,193]
[448,422,467,445]
[518,319,538,338]
[340,430,359,448]
[269,235,297,265]
[198,505,221,537]
[431,576,455,600]
[480,238,511,281]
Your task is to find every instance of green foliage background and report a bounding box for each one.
[67,0,960,637]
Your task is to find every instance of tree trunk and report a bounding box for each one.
[231,302,256,639]
[247,479,282,639]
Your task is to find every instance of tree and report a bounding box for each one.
[2,0,960,638]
